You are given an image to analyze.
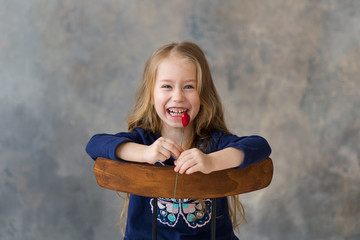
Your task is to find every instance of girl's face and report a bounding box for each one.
[153,55,200,131]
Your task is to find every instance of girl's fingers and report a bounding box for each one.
[175,152,195,174]
[178,158,197,174]
[184,164,199,175]
[158,146,171,160]
[148,138,169,163]
[175,149,211,174]
[150,148,167,163]
[150,137,183,163]
[162,139,183,159]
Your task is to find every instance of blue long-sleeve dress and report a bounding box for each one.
[86,127,271,240]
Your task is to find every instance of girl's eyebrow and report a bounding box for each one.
[184,79,196,83]
[158,79,196,83]
[158,79,173,82]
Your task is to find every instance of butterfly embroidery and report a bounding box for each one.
[150,198,212,228]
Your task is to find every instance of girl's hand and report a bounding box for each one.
[174,148,214,174]
[143,137,183,164]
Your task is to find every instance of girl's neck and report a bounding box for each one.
[161,124,193,149]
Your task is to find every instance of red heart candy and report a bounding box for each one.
[182,112,190,127]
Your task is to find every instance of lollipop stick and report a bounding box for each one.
[173,127,185,199]
[173,113,189,199]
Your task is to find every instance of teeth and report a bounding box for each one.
[168,108,187,115]
[169,110,186,113]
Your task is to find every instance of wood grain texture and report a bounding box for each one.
[94,157,273,198]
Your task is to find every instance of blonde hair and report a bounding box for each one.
[121,41,245,234]
[127,41,228,139]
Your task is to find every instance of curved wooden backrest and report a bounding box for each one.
[94,157,273,199]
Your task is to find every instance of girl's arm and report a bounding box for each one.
[174,134,271,174]
[85,133,132,161]
[174,147,244,174]
[116,137,183,164]
[86,129,183,164]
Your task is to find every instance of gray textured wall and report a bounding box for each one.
[1,0,359,239]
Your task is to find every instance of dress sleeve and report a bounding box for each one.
[85,128,144,161]
[217,133,272,169]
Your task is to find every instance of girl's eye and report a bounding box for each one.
[161,85,172,89]
[184,85,195,89]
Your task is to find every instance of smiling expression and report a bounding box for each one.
[153,55,200,131]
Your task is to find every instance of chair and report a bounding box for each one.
[94,157,273,239]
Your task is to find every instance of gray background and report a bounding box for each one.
[1,0,359,239]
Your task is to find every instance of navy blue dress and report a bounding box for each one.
[86,127,271,240]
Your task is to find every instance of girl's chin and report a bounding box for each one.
[163,118,185,128]
[166,120,183,128]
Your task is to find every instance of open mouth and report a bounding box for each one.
[167,108,188,117]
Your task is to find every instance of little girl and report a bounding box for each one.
[86,41,271,240]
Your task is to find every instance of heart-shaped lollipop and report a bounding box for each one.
[181,112,190,127]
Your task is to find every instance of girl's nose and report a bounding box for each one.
[173,89,184,102]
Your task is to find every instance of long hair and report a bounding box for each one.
[127,41,229,139]
[121,41,245,234]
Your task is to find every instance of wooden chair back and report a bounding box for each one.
[94,157,273,198]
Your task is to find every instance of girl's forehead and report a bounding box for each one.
[156,56,196,78]
[159,55,194,66]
